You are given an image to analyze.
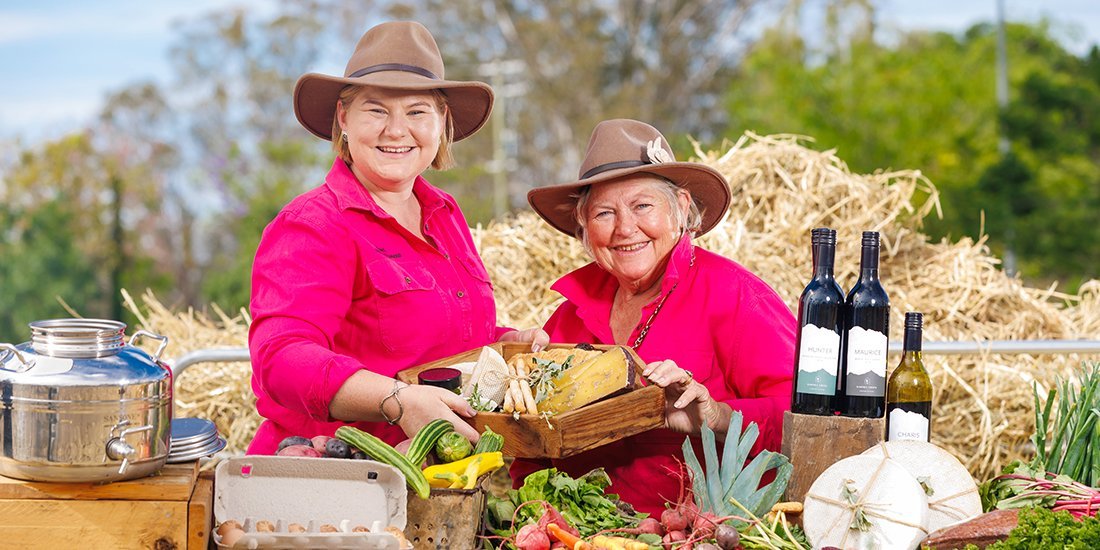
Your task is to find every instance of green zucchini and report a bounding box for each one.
[473,426,505,454]
[405,418,455,466]
[335,426,430,499]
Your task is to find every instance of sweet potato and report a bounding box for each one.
[921,509,1020,549]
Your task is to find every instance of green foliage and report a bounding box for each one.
[724,16,1100,287]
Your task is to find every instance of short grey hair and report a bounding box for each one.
[572,174,704,253]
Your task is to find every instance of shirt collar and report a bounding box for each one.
[324,158,453,218]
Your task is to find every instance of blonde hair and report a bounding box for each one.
[331,86,455,170]
[573,175,704,252]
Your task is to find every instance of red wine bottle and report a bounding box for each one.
[842,231,890,418]
[792,228,845,415]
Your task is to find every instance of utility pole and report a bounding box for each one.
[478,59,526,217]
[995,0,1016,276]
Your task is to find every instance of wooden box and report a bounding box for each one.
[398,343,665,459]
[780,411,885,503]
[0,461,213,549]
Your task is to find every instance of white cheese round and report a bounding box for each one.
[861,440,982,532]
[803,455,929,550]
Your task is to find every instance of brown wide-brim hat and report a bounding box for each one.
[528,119,731,237]
[293,21,494,142]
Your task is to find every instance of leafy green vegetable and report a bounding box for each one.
[964,507,1100,549]
[1030,362,1100,486]
[682,411,792,527]
[484,467,641,540]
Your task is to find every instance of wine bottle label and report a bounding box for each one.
[887,407,930,441]
[795,323,840,396]
[845,326,888,397]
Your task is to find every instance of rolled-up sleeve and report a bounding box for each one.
[249,213,363,422]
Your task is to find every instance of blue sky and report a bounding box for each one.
[1,0,1098,146]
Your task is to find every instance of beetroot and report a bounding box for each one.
[661,508,688,533]
[692,512,719,539]
[637,517,664,536]
[515,523,550,550]
[662,530,686,550]
[714,524,740,550]
[680,500,699,526]
[276,444,322,457]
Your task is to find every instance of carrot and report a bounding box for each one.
[547,523,591,550]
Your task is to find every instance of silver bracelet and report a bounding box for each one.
[380,379,405,425]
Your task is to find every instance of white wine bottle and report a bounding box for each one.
[886,312,932,441]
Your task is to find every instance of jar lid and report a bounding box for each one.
[417,367,462,392]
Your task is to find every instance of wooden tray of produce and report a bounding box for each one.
[398,343,665,459]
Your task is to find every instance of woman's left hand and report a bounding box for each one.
[643,359,719,434]
[496,327,550,352]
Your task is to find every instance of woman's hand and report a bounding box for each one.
[396,384,481,442]
[497,327,550,352]
[642,359,724,435]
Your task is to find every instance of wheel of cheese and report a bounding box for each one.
[803,455,929,550]
[861,440,982,532]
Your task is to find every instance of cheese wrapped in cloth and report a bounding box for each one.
[802,455,930,549]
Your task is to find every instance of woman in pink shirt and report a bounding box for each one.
[247,22,546,455]
[516,119,796,516]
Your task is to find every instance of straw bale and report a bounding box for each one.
[134,132,1099,481]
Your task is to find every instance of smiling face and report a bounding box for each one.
[336,86,446,193]
[579,175,692,292]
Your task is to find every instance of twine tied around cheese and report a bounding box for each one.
[875,442,980,521]
[805,455,929,547]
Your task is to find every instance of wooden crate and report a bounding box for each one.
[0,461,213,549]
[398,343,665,459]
[780,411,884,503]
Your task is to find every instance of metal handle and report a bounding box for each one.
[128,331,169,362]
[0,344,33,373]
[105,424,153,475]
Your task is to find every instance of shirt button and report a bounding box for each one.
[404,276,412,284]
[456,291,465,298]
[443,253,450,259]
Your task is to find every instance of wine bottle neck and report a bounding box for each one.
[904,327,923,352]
[813,243,836,277]
[860,244,880,278]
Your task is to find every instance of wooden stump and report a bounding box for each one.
[781,411,885,503]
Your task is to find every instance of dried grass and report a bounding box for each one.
[136,132,1100,481]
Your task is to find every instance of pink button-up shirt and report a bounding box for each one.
[512,234,795,516]
[247,159,510,455]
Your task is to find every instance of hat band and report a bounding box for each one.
[348,63,439,80]
[580,160,648,180]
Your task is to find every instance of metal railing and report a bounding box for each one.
[168,339,1100,392]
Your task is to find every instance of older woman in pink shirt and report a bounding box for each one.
[247,22,546,455]
[516,119,796,516]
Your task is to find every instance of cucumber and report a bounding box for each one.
[335,426,430,499]
[405,419,455,466]
[473,426,505,454]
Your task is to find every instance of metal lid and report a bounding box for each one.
[171,417,218,445]
[30,319,126,358]
[167,436,227,463]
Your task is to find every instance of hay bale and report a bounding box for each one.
[137,132,1099,481]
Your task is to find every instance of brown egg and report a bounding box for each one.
[319,524,339,533]
[220,527,246,547]
[352,525,370,532]
[255,520,275,532]
[288,523,306,533]
[215,520,243,538]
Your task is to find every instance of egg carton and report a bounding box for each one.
[214,456,408,549]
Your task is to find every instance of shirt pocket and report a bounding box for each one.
[457,255,493,288]
[676,348,719,387]
[366,258,443,353]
